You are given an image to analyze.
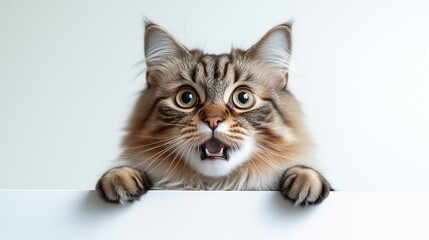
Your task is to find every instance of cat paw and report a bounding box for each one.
[96,166,151,204]
[279,166,331,207]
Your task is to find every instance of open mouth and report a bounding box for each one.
[201,137,229,160]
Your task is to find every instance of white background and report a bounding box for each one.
[1,0,429,191]
[1,190,429,240]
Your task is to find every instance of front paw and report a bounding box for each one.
[96,166,151,204]
[279,166,331,207]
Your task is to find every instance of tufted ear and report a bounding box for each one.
[246,23,293,87]
[144,21,190,85]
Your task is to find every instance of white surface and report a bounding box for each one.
[1,0,429,190]
[0,190,428,240]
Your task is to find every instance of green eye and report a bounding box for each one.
[232,88,255,109]
[175,88,198,108]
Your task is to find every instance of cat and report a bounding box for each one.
[96,21,332,207]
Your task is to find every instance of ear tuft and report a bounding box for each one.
[283,18,294,30]
[143,17,155,29]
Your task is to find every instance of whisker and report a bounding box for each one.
[144,141,181,168]
[252,151,283,172]
[253,141,306,166]
[249,158,263,180]
[122,138,183,159]
[161,138,192,179]
[122,137,177,149]
[160,123,187,127]
[133,139,183,169]
[148,136,194,174]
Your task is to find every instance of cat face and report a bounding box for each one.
[123,22,306,178]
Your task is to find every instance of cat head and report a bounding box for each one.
[123,22,308,178]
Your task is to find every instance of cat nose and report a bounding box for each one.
[204,114,224,130]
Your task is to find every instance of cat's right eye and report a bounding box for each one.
[175,87,198,109]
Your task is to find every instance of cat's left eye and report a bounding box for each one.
[231,88,255,109]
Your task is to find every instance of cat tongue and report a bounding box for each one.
[204,138,225,154]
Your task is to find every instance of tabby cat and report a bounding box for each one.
[96,21,331,207]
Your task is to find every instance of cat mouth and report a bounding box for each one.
[201,137,229,161]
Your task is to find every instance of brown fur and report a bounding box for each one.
[96,22,331,206]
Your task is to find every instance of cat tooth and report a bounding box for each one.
[204,147,224,157]
[214,148,224,156]
[205,148,211,156]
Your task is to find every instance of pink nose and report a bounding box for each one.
[204,115,224,130]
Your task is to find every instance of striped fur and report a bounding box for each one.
[96,22,331,206]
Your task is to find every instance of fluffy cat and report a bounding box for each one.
[96,21,331,207]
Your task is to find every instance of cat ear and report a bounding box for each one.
[144,21,190,84]
[246,23,292,87]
